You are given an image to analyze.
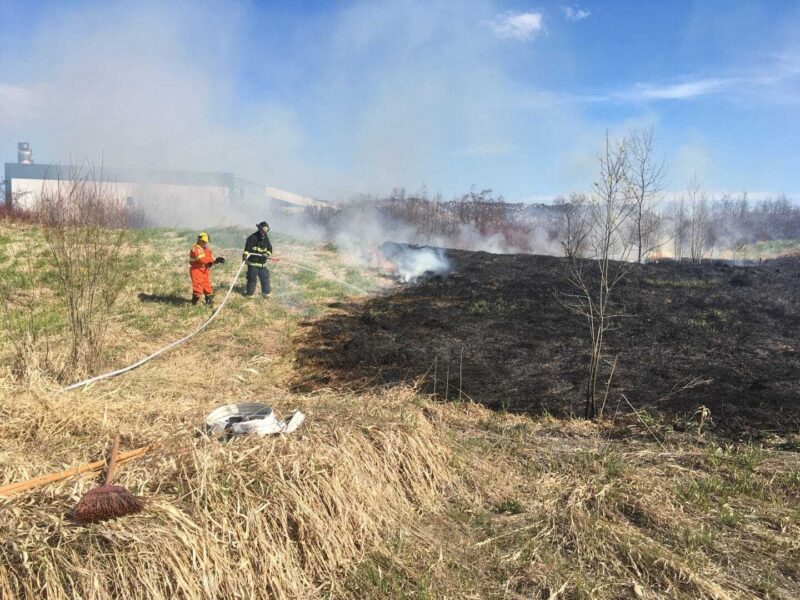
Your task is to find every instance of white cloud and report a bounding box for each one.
[595,54,800,105]
[487,11,544,41]
[562,6,590,22]
[628,78,731,100]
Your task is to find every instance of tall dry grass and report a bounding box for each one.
[0,381,457,599]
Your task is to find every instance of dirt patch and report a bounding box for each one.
[295,248,800,435]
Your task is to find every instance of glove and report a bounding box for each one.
[214,256,225,265]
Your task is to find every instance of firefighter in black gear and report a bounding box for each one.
[243,221,273,297]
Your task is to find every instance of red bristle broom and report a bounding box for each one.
[73,434,144,524]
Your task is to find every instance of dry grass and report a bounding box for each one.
[1,222,799,598]
[418,405,800,599]
[0,377,459,599]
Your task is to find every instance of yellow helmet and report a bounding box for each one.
[198,232,209,243]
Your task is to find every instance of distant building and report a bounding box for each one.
[3,159,330,227]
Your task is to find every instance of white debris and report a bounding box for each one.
[230,412,282,436]
[284,411,305,433]
[205,403,306,439]
[229,410,306,436]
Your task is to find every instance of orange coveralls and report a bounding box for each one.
[189,243,215,296]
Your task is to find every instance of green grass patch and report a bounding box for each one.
[495,498,525,514]
[468,299,491,315]
[291,267,351,301]
[677,446,767,506]
[681,525,717,551]
[347,552,435,599]
[642,277,720,288]
[0,307,66,340]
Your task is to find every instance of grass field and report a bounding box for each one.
[0,221,798,599]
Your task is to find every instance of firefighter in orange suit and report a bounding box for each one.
[189,232,225,306]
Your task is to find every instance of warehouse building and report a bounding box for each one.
[3,143,328,227]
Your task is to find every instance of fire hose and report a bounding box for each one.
[62,259,249,391]
[62,254,368,392]
[277,258,369,294]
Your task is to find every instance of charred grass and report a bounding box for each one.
[296,248,800,436]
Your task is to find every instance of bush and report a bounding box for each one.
[32,168,138,377]
[0,202,37,223]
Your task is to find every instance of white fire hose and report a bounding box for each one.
[62,254,368,391]
[62,259,248,391]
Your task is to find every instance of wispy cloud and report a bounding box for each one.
[562,6,590,22]
[588,51,800,105]
[618,78,734,101]
[487,11,544,41]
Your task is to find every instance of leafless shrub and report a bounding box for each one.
[0,191,37,223]
[452,186,509,233]
[560,134,634,419]
[34,167,135,377]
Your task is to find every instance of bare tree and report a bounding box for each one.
[640,208,664,260]
[671,197,689,261]
[626,126,667,263]
[554,192,591,259]
[687,175,709,264]
[561,134,634,419]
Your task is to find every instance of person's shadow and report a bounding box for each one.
[138,293,191,306]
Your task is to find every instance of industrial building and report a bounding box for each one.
[3,143,328,227]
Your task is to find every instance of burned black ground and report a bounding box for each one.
[296,248,800,435]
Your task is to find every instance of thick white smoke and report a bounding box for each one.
[378,244,450,282]
[0,1,597,205]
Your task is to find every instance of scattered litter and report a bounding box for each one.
[205,403,305,440]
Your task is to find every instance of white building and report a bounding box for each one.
[3,160,330,228]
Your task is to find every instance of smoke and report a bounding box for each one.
[0,0,595,206]
[379,244,450,282]
[0,1,597,271]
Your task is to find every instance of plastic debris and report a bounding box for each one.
[205,403,305,440]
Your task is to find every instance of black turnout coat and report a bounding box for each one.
[244,231,273,266]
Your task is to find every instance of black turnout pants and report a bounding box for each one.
[246,265,271,296]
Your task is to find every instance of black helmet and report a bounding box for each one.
[257,221,269,230]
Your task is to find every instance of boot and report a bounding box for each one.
[191,295,201,305]
[205,294,215,307]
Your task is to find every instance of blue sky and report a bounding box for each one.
[1,0,799,201]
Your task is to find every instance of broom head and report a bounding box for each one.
[73,484,144,524]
